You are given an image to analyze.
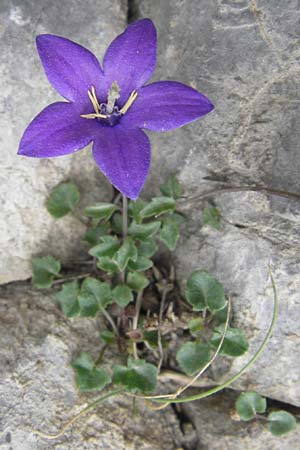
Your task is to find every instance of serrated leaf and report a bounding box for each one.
[55,280,80,317]
[160,174,182,199]
[72,352,111,392]
[203,206,221,230]
[114,237,138,271]
[89,236,120,258]
[97,257,119,273]
[84,202,118,220]
[113,285,134,307]
[127,272,149,291]
[47,182,80,219]
[138,239,158,258]
[128,198,148,223]
[176,342,211,376]
[32,256,61,289]
[83,222,110,246]
[235,391,267,421]
[267,411,296,436]
[185,271,226,312]
[128,256,153,272]
[113,357,157,393]
[100,330,116,345]
[128,220,161,241]
[160,215,180,251]
[210,325,249,357]
[78,277,112,317]
[140,197,176,219]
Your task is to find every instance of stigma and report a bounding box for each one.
[80,83,138,126]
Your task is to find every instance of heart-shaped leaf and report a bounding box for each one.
[235,391,267,421]
[47,182,80,219]
[185,271,226,312]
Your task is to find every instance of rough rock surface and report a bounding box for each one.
[0,284,183,449]
[0,0,126,284]
[139,0,300,406]
[181,390,300,450]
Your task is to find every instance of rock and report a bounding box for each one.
[0,283,183,449]
[180,390,300,450]
[0,0,126,284]
[138,1,300,406]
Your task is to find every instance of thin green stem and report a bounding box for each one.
[120,194,128,284]
[100,305,119,337]
[33,389,122,440]
[147,269,278,405]
[178,185,300,211]
[132,290,144,359]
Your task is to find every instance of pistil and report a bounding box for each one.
[80,85,138,121]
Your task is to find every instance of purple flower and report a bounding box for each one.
[18,19,214,200]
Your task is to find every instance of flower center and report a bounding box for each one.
[80,83,138,127]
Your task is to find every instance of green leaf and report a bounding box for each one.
[128,220,161,241]
[203,206,221,230]
[185,271,226,312]
[214,303,229,323]
[235,391,267,421]
[128,255,153,272]
[188,317,204,336]
[159,215,180,251]
[127,272,149,291]
[114,237,138,271]
[89,236,120,258]
[113,285,134,307]
[111,212,122,234]
[47,182,80,219]
[72,352,111,392]
[97,257,119,273]
[138,239,158,258]
[32,256,61,289]
[84,222,110,246]
[210,325,249,357]
[128,198,148,223]
[140,197,176,219]
[267,411,296,436]
[55,281,80,317]
[176,342,211,376]
[78,277,112,317]
[160,174,182,199]
[84,202,118,220]
[100,330,116,345]
[113,357,157,393]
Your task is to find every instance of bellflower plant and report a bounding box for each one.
[19,19,280,440]
[18,18,213,199]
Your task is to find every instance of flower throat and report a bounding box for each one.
[81,82,138,127]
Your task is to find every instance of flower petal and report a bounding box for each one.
[92,125,150,200]
[103,19,157,105]
[36,34,105,104]
[122,81,214,132]
[18,102,96,157]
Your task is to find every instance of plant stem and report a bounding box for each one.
[53,273,91,285]
[32,389,122,440]
[132,290,144,359]
[100,306,119,337]
[121,194,128,284]
[178,184,300,210]
[122,194,128,239]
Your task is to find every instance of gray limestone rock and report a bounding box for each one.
[181,390,300,450]
[0,283,183,449]
[138,0,300,406]
[0,0,126,284]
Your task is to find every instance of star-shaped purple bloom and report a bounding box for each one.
[18,19,214,200]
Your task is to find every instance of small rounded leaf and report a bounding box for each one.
[210,325,249,357]
[47,182,80,219]
[176,342,211,376]
[127,272,149,291]
[185,271,226,312]
[160,173,182,199]
[113,357,157,393]
[84,202,118,220]
[235,391,267,421]
[113,285,134,307]
[72,352,111,392]
[55,280,80,317]
[267,411,296,436]
[32,256,61,289]
[140,196,176,219]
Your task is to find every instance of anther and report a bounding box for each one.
[120,90,138,115]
